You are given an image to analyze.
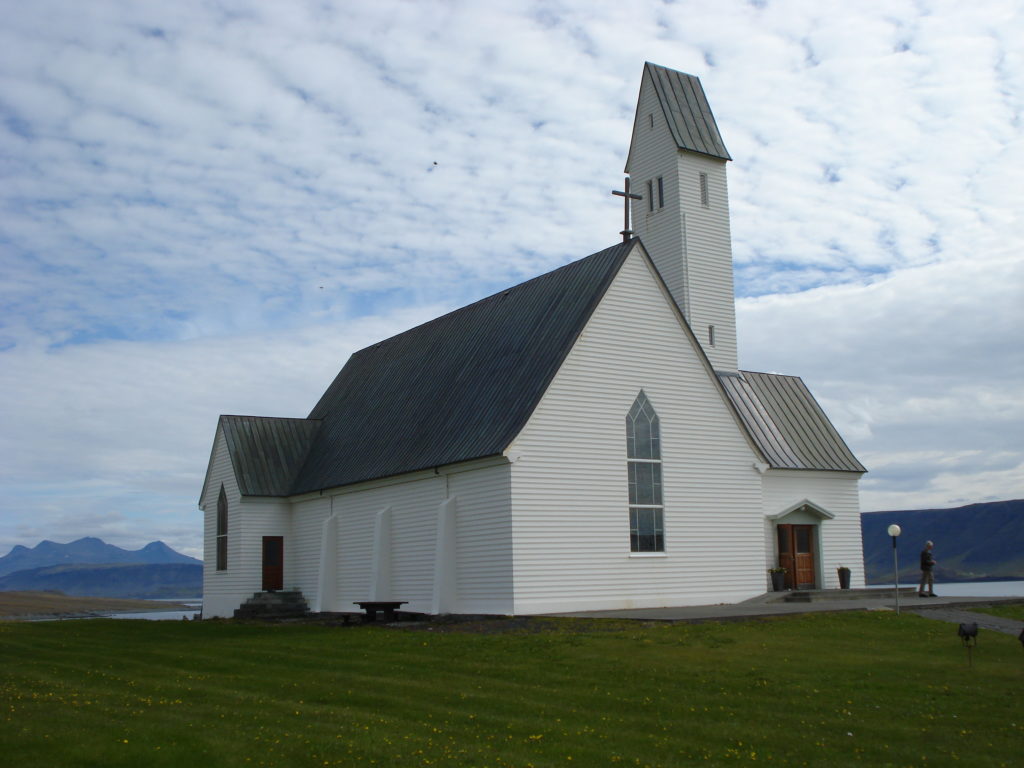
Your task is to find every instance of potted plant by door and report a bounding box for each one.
[769,567,787,592]
[837,566,851,590]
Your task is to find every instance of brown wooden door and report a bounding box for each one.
[262,536,283,591]
[777,524,816,589]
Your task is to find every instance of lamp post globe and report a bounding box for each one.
[887,524,902,614]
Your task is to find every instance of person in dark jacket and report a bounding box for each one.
[918,541,936,597]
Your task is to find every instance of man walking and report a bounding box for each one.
[919,540,936,597]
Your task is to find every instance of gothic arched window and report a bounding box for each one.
[626,391,664,552]
[216,485,228,571]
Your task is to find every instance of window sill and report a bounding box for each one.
[629,552,667,558]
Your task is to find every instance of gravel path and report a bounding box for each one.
[906,606,1024,637]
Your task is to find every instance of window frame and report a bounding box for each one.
[626,391,665,553]
[216,484,228,571]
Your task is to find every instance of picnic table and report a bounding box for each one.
[354,601,407,622]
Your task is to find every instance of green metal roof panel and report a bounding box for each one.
[220,415,321,496]
[646,63,731,161]
[719,371,865,472]
[289,240,637,494]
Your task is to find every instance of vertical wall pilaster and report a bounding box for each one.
[369,506,392,601]
[314,511,338,612]
[431,496,458,614]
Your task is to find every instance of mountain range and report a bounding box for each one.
[0,537,201,599]
[0,537,199,577]
[861,499,1024,583]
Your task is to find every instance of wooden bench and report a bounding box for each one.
[354,601,408,622]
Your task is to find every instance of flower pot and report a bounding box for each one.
[837,567,851,590]
[770,571,786,592]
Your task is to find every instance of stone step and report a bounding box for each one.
[781,588,919,603]
[234,590,310,620]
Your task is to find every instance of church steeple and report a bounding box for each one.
[625,63,738,371]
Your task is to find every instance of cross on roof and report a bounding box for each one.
[612,178,642,243]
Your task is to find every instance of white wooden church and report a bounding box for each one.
[200,63,866,618]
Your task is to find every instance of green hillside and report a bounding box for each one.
[861,499,1024,583]
[0,562,201,599]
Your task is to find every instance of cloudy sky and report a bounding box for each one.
[1,0,1021,559]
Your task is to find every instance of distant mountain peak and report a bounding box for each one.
[0,536,200,578]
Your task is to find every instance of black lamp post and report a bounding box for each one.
[887,524,902,615]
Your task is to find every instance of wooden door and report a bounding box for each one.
[777,525,816,589]
[262,536,283,591]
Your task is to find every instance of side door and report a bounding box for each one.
[262,536,284,591]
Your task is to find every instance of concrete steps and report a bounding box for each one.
[234,590,310,620]
[774,587,919,603]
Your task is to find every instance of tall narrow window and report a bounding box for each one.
[646,180,654,212]
[708,325,716,347]
[657,176,665,208]
[216,485,228,571]
[699,172,709,207]
[648,112,654,130]
[626,391,664,552]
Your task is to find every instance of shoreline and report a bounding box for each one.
[0,590,196,621]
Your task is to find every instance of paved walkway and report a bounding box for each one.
[551,590,1024,629]
[905,605,1024,637]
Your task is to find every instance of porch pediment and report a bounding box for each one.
[767,499,835,522]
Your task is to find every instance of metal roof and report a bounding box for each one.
[645,62,731,161]
[718,371,865,473]
[219,415,321,496]
[288,240,637,495]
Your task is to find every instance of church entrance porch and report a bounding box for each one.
[768,501,836,591]
[777,524,816,590]
[262,536,284,591]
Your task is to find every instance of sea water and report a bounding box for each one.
[869,580,1024,598]
[104,598,203,621]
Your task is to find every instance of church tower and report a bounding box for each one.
[625,63,737,371]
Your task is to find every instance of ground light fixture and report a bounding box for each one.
[959,622,979,667]
[887,524,902,615]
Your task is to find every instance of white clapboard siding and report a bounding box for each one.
[677,153,737,371]
[506,247,765,614]
[762,470,864,589]
[629,70,686,312]
[280,464,513,616]
[332,493,376,610]
[295,473,445,614]
[288,496,331,603]
[387,477,445,608]
[200,428,290,618]
[627,68,737,371]
[450,462,513,615]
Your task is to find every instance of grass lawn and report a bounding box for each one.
[2,611,1022,767]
